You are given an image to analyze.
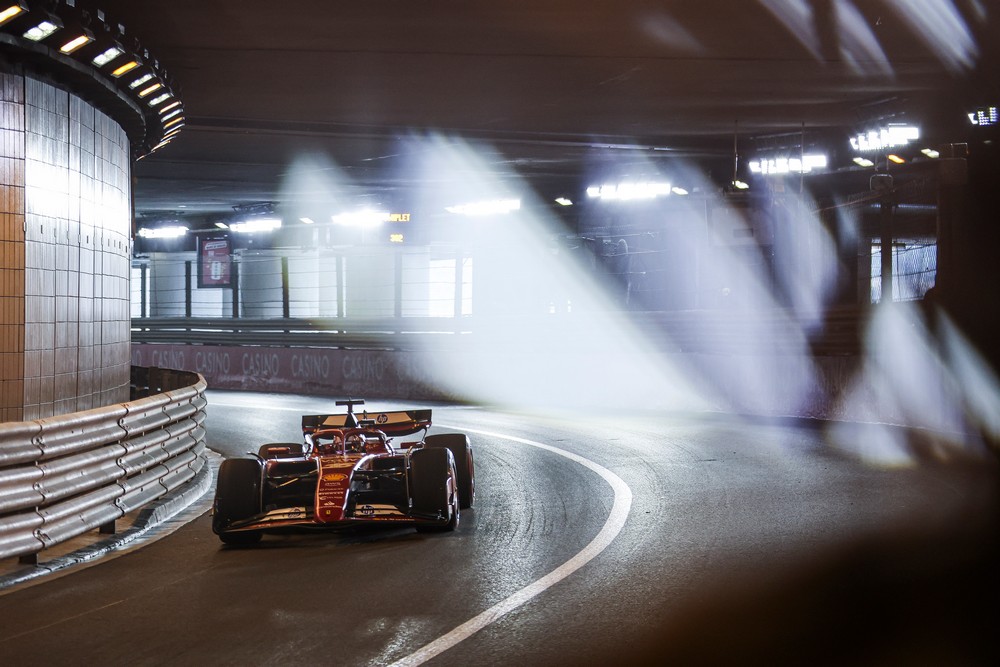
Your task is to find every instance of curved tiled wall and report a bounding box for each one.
[1,69,131,421]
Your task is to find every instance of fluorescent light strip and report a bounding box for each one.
[230,218,282,233]
[148,93,171,106]
[749,154,827,175]
[111,61,139,77]
[138,82,162,97]
[160,109,183,122]
[0,5,26,27]
[850,124,920,152]
[586,182,671,201]
[138,225,187,239]
[163,117,184,129]
[158,100,182,113]
[59,34,92,54]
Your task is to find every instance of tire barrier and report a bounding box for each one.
[0,368,207,563]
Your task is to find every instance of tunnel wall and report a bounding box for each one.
[0,70,132,421]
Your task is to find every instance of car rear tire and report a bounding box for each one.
[213,458,263,544]
[410,447,458,532]
[425,433,475,509]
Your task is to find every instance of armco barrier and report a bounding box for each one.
[0,368,207,563]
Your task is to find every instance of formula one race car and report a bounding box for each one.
[212,399,474,544]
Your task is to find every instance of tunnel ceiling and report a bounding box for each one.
[87,0,1000,222]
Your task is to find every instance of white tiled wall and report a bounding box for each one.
[0,71,25,422]
[0,74,132,421]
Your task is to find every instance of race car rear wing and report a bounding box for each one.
[302,409,432,437]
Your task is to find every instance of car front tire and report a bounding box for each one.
[213,457,264,545]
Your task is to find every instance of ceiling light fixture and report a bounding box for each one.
[732,180,750,190]
[92,46,124,67]
[138,225,188,239]
[887,154,905,164]
[0,3,27,28]
[138,82,162,97]
[853,157,875,167]
[111,60,140,77]
[128,73,154,89]
[586,182,671,201]
[158,100,182,114]
[554,197,573,206]
[299,217,316,224]
[749,154,827,175]
[59,32,93,54]
[147,93,171,106]
[22,20,60,41]
[920,148,940,159]
[967,106,998,126]
[850,124,920,152]
[230,218,282,233]
[671,187,689,195]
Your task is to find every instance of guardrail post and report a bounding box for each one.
[232,261,240,318]
[185,260,193,318]
[336,255,345,318]
[281,256,290,319]
[140,264,148,318]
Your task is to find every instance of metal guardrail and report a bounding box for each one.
[130,308,865,355]
[0,368,208,563]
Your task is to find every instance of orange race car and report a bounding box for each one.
[212,399,474,544]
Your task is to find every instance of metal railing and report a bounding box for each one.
[130,307,866,356]
[0,368,207,563]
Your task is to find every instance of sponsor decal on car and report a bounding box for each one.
[322,473,347,482]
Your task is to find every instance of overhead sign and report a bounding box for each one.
[198,236,232,288]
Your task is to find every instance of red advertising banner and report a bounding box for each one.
[198,236,232,288]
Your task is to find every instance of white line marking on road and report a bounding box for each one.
[389,425,633,667]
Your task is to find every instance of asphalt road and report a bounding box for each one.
[1,391,997,666]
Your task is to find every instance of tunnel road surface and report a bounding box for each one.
[1,391,996,666]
